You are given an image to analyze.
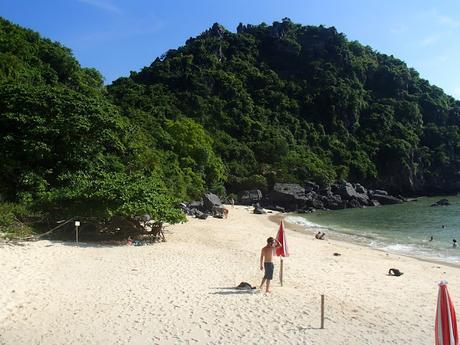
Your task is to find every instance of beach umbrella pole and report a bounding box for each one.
[321,295,325,329]
[275,220,288,287]
[280,258,284,286]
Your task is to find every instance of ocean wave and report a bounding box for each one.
[284,216,326,229]
[287,212,460,265]
[381,243,419,253]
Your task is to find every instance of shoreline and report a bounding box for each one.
[276,212,460,269]
[1,205,459,344]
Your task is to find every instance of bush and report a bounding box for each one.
[0,202,34,236]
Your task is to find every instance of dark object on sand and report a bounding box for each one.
[333,252,341,256]
[388,268,404,276]
[195,211,208,220]
[236,282,256,290]
[253,205,266,214]
[212,206,228,219]
[315,231,326,240]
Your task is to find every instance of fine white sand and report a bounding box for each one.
[1,206,459,344]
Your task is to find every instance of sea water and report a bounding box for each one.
[287,196,460,264]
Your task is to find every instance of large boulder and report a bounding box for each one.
[431,199,450,207]
[270,183,308,211]
[354,183,367,194]
[347,199,362,208]
[331,182,369,206]
[203,193,222,212]
[322,193,345,210]
[188,200,203,210]
[372,194,403,205]
[304,181,320,192]
[238,189,263,205]
[372,189,388,196]
[369,199,381,207]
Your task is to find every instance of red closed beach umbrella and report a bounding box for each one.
[275,220,289,257]
[436,280,458,345]
[275,221,289,286]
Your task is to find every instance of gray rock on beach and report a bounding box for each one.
[203,193,222,212]
[239,189,263,205]
[270,183,308,211]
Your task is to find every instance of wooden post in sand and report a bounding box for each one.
[320,295,325,329]
[279,258,284,286]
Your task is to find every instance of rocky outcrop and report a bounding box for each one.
[430,199,450,207]
[321,192,345,210]
[270,183,308,211]
[203,193,222,212]
[331,181,370,206]
[264,180,404,212]
[305,181,320,192]
[369,193,403,205]
[238,189,263,205]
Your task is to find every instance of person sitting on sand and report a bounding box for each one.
[259,237,281,293]
[315,231,326,240]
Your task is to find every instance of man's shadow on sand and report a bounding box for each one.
[209,287,260,295]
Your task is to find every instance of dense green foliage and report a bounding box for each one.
[1,17,460,237]
[0,18,185,228]
[109,19,460,195]
[0,202,34,237]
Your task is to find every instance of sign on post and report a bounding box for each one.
[75,220,80,245]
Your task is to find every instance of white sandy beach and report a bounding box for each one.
[1,206,459,345]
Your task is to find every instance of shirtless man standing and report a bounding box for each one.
[259,237,281,293]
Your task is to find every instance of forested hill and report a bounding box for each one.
[109,19,460,196]
[1,17,460,230]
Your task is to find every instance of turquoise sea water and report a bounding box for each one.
[287,196,460,264]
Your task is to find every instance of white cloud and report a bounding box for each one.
[78,0,121,14]
[420,34,441,47]
[437,14,460,29]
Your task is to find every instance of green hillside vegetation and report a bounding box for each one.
[1,17,460,237]
[0,18,186,237]
[109,19,460,196]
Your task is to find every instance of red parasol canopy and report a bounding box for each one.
[436,280,459,345]
[275,221,289,257]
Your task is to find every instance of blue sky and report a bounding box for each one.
[1,0,460,98]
